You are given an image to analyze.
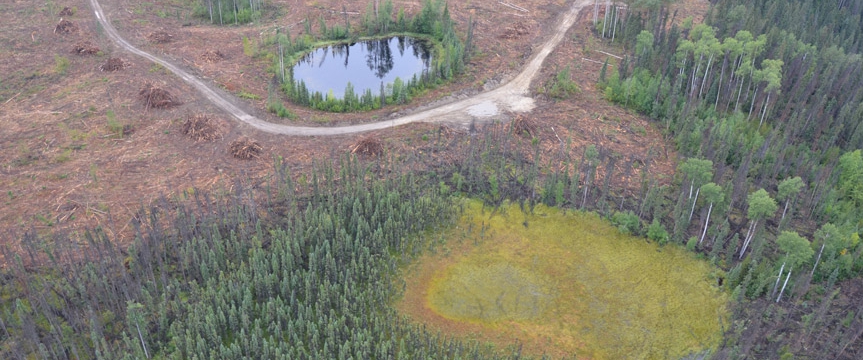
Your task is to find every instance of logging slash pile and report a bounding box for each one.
[71,41,99,55]
[199,50,225,63]
[100,58,129,72]
[182,114,221,142]
[510,114,537,138]
[500,22,530,39]
[230,137,262,159]
[148,31,173,43]
[138,83,178,110]
[54,19,78,34]
[351,136,384,157]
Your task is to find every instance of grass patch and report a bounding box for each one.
[401,199,728,359]
[237,90,260,100]
[54,55,70,75]
[266,100,297,119]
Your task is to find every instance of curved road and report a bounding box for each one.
[87,0,591,136]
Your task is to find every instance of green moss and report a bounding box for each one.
[421,199,729,359]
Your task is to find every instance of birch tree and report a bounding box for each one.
[777,176,804,222]
[581,145,600,209]
[679,158,713,222]
[775,231,813,302]
[699,182,724,244]
[756,58,783,127]
[739,189,777,258]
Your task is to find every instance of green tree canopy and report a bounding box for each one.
[776,231,814,269]
[747,188,778,221]
[777,176,805,201]
[700,182,725,205]
[636,30,654,58]
[838,150,863,209]
[679,158,714,187]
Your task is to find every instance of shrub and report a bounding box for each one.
[267,100,297,119]
[545,66,580,99]
[647,219,669,245]
[611,210,641,235]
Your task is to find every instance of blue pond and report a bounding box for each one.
[292,36,432,99]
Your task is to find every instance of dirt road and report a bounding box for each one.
[87,0,591,136]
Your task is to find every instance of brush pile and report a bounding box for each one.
[54,19,78,34]
[199,50,225,63]
[182,114,221,141]
[350,136,384,157]
[99,58,129,72]
[138,83,178,110]
[71,41,100,55]
[230,138,263,159]
[59,7,75,16]
[510,114,537,138]
[500,22,529,39]
[148,31,173,44]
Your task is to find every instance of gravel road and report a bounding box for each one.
[87,0,590,136]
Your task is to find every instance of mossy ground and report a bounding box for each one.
[398,199,729,359]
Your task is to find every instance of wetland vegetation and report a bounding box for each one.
[407,200,727,359]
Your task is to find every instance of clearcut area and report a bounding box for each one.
[400,200,729,359]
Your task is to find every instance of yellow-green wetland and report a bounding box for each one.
[398,199,729,359]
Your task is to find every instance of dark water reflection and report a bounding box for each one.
[293,36,432,99]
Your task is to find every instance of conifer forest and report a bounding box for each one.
[2,0,863,359]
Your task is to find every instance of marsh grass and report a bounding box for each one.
[402,199,729,359]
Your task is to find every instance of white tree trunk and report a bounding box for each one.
[772,262,785,297]
[689,187,700,222]
[688,179,694,199]
[735,74,745,111]
[781,199,790,221]
[602,3,609,37]
[699,54,714,99]
[811,243,825,277]
[776,268,792,302]
[135,321,149,358]
[699,202,713,244]
[747,87,759,120]
[715,54,727,109]
[759,93,771,127]
[582,166,592,209]
[740,220,758,259]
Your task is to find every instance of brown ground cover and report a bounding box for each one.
[0,0,707,262]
